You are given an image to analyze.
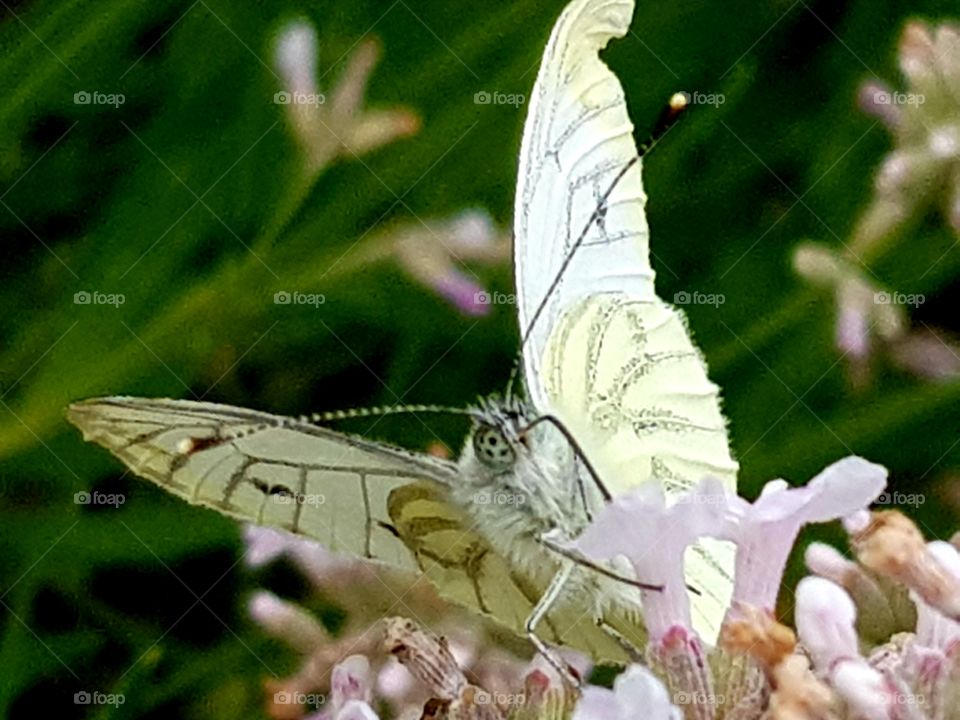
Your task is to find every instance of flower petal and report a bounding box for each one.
[573,665,681,720]
[795,576,860,669]
[722,457,887,613]
[573,477,728,640]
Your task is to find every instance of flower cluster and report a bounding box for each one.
[855,21,960,247]
[793,20,960,387]
[244,524,540,719]
[271,20,511,317]
[245,452,959,720]
[792,241,960,387]
[570,461,960,720]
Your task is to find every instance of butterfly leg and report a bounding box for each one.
[524,562,581,688]
[596,619,644,661]
[538,533,663,591]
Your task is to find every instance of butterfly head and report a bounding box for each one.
[472,422,518,470]
[467,396,537,473]
[459,396,583,536]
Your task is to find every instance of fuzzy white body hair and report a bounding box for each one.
[449,400,645,620]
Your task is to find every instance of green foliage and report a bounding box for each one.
[1,0,958,716]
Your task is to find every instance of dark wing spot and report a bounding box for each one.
[250,478,294,497]
[184,436,223,454]
[377,521,402,538]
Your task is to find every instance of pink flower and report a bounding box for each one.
[243,524,350,588]
[796,577,902,720]
[889,327,960,382]
[430,269,491,317]
[795,576,861,668]
[272,19,419,173]
[572,476,728,643]
[329,700,379,720]
[720,456,887,618]
[393,210,509,317]
[274,20,318,100]
[903,541,960,704]
[331,656,373,707]
[852,22,960,250]
[249,590,329,654]
[858,81,904,131]
[573,665,681,720]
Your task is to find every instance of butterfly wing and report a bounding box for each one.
[514,0,738,643]
[514,0,656,410]
[389,481,635,663]
[67,397,456,571]
[68,396,636,662]
[541,294,738,640]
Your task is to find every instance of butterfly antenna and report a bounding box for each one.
[309,404,477,422]
[505,93,688,401]
[178,404,477,455]
[504,354,524,404]
[510,157,635,390]
[639,91,688,156]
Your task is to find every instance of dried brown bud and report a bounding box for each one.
[851,510,960,620]
[384,617,467,700]
[721,606,797,670]
[768,654,837,720]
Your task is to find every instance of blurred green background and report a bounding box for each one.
[2,0,960,717]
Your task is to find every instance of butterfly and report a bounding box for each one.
[67,0,737,667]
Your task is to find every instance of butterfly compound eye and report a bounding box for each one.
[472,424,516,469]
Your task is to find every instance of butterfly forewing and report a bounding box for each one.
[68,397,640,663]
[514,0,657,410]
[515,0,739,644]
[67,397,457,571]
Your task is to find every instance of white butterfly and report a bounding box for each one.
[68,0,736,667]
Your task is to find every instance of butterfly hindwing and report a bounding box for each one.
[541,295,737,490]
[387,481,633,663]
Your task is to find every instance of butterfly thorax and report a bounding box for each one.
[450,396,600,582]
